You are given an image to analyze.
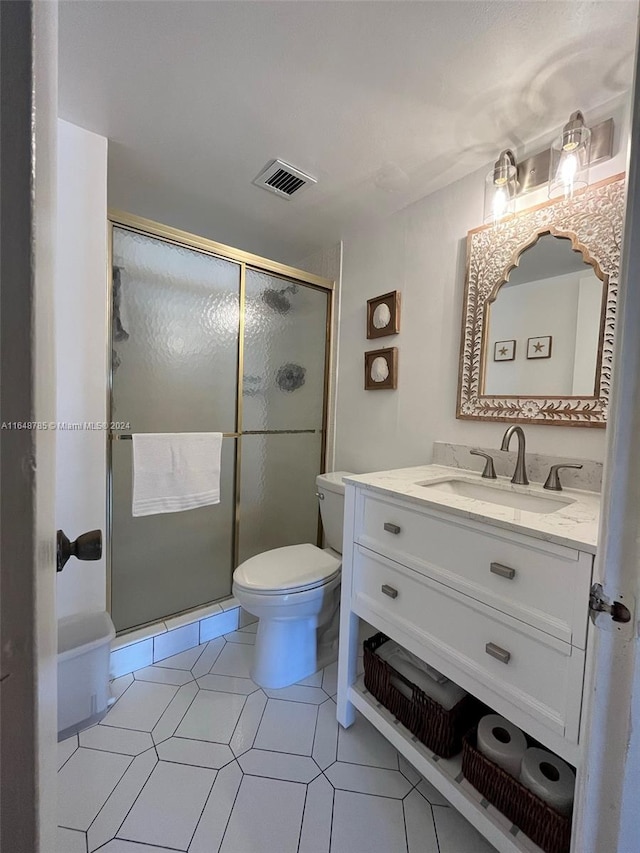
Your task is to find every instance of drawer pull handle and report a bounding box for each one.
[490,562,516,580]
[384,522,401,535]
[486,642,511,664]
[381,584,398,599]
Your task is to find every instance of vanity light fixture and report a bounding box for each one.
[548,111,591,199]
[482,111,614,220]
[483,149,518,225]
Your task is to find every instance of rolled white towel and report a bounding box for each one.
[376,642,467,710]
[376,641,448,683]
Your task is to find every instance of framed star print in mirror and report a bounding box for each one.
[367,291,400,339]
[457,173,625,427]
[527,336,552,359]
[494,340,516,362]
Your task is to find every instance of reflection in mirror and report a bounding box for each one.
[483,234,604,397]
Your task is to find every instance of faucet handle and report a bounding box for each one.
[543,464,583,492]
[470,450,497,480]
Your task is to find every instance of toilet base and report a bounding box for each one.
[233,573,341,690]
[252,616,318,689]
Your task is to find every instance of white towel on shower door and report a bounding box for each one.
[132,432,223,516]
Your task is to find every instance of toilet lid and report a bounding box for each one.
[233,544,341,593]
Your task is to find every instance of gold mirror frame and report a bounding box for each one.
[457,173,625,427]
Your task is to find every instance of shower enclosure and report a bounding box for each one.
[108,214,333,633]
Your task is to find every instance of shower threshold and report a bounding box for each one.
[109,596,254,679]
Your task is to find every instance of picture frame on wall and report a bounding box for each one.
[527,336,552,359]
[364,347,398,390]
[493,340,516,362]
[366,291,401,339]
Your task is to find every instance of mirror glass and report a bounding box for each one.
[482,234,604,397]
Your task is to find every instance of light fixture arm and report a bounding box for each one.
[561,110,587,151]
[566,110,585,128]
[492,149,517,185]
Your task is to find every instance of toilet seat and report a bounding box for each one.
[233,543,341,595]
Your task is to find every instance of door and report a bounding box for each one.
[238,269,330,563]
[108,227,333,632]
[110,227,241,631]
[572,30,640,853]
[0,2,58,851]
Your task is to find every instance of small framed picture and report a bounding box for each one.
[364,347,398,390]
[527,336,552,359]
[493,340,516,362]
[367,291,401,339]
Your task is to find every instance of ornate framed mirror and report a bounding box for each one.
[457,173,625,427]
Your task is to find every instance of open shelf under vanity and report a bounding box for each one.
[349,676,544,853]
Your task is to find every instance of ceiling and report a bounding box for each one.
[59,1,638,263]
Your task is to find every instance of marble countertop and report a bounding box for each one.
[344,465,600,554]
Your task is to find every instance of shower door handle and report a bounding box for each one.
[57,529,102,573]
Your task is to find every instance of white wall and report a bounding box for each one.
[55,119,108,619]
[573,274,603,395]
[484,271,587,397]
[334,97,630,474]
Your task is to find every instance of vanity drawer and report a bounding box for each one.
[352,545,584,741]
[356,492,592,646]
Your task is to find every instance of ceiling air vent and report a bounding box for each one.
[253,159,317,199]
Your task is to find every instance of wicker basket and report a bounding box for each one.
[362,633,483,758]
[462,729,572,853]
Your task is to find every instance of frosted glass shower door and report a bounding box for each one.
[110,227,240,632]
[239,270,329,563]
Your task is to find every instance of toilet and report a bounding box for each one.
[232,471,352,689]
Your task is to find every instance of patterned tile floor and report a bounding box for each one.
[58,622,497,853]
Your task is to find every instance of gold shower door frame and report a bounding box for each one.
[106,210,335,632]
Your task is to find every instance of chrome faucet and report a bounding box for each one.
[500,426,529,485]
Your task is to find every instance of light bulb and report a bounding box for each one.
[484,150,517,223]
[561,152,578,197]
[549,111,591,199]
[492,187,508,221]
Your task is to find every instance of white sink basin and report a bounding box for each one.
[417,478,574,514]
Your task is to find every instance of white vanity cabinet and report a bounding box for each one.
[337,477,597,853]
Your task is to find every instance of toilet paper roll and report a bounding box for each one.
[519,748,575,815]
[477,714,528,777]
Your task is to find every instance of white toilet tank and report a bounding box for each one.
[316,472,353,554]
